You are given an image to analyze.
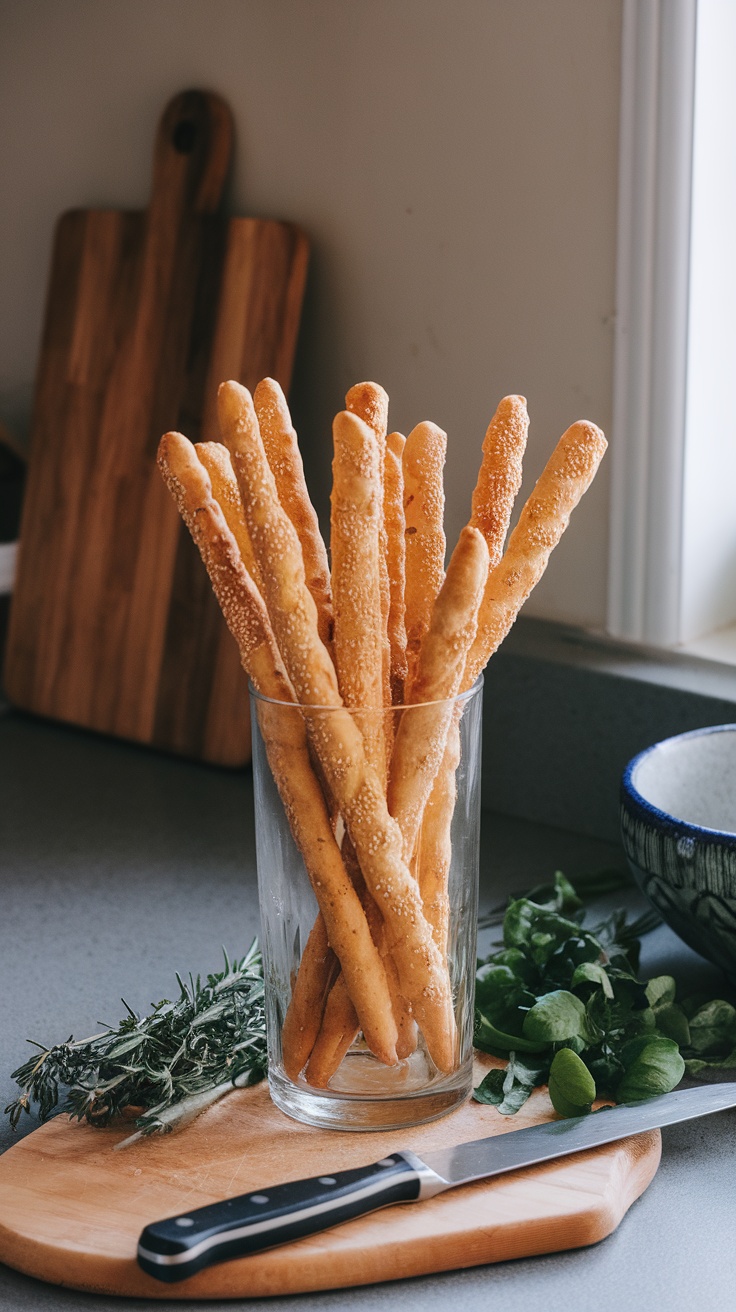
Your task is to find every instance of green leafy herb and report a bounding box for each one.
[473,872,736,1118]
[548,1047,596,1117]
[474,1053,548,1116]
[5,944,267,1144]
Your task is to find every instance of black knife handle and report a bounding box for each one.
[137,1150,444,1283]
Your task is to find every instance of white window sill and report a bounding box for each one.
[678,623,736,668]
[500,615,736,704]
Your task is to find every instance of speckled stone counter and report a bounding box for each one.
[1,710,734,1311]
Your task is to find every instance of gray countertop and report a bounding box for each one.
[1,710,734,1311]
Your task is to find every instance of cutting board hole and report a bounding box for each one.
[173,120,197,153]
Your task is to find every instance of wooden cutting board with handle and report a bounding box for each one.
[0,1058,660,1300]
[4,90,308,766]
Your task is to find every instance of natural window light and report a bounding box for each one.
[608,0,736,660]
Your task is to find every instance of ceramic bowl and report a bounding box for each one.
[620,724,736,977]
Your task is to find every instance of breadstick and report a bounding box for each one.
[384,431,408,705]
[345,380,389,441]
[218,380,456,1073]
[331,409,385,782]
[403,421,447,693]
[254,377,333,650]
[464,420,607,688]
[304,974,358,1087]
[157,429,398,1072]
[417,724,462,952]
[157,431,293,706]
[388,526,489,862]
[417,416,606,960]
[470,395,529,568]
[305,916,419,1087]
[346,382,391,710]
[194,441,263,591]
[281,916,339,1081]
[308,832,418,1086]
[414,394,529,945]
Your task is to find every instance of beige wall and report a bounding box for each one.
[0,0,622,628]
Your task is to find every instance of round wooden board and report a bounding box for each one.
[0,1057,660,1300]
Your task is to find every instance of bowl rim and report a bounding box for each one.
[621,723,736,843]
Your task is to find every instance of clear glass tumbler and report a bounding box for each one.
[250,678,483,1131]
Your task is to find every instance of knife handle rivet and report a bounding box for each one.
[377,1158,396,1168]
[175,1217,195,1227]
[250,1194,270,1205]
[318,1176,337,1185]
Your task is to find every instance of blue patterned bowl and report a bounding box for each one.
[621,725,736,978]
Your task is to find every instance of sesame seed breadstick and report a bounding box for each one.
[403,421,447,694]
[254,377,333,650]
[331,409,386,782]
[307,832,419,1086]
[157,431,293,705]
[281,916,339,1081]
[157,428,398,1072]
[417,723,462,953]
[469,395,529,568]
[384,431,408,705]
[194,441,263,591]
[304,973,358,1087]
[388,526,489,863]
[464,420,607,688]
[346,382,391,710]
[417,416,607,962]
[413,395,529,948]
[218,380,456,1073]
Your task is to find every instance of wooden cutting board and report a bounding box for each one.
[0,1058,660,1300]
[4,90,308,767]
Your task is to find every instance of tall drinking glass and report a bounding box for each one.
[250,679,483,1131]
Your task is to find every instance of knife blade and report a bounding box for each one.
[137,1081,736,1283]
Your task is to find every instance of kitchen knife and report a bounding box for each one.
[137,1081,736,1282]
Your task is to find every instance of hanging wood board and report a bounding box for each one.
[3,90,308,767]
[0,1057,660,1300]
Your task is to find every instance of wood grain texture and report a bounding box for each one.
[0,1056,660,1300]
[4,91,308,766]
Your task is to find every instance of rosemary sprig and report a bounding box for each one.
[4,943,267,1143]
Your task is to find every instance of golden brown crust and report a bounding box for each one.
[254,377,333,650]
[304,974,359,1088]
[388,526,488,862]
[403,421,447,694]
[280,916,338,1081]
[470,395,529,568]
[417,720,462,952]
[464,420,607,687]
[346,382,391,710]
[194,441,263,591]
[384,431,408,705]
[157,432,291,702]
[345,381,389,440]
[331,409,386,781]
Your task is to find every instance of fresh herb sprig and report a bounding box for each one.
[473,872,736,1117]
[5,944,267,1145]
